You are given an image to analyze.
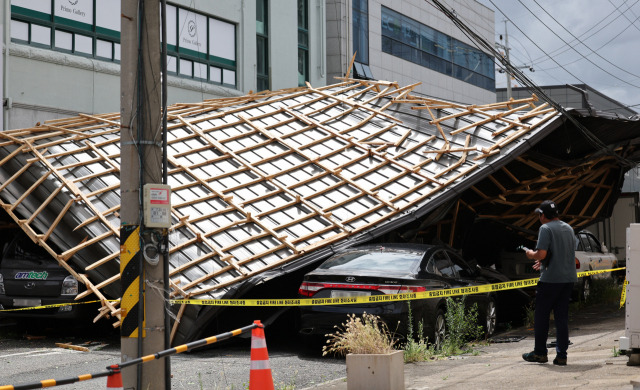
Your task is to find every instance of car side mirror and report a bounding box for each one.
[601,244,608,253]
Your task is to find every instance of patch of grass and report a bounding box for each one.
[612,346,621,357]
[570,278,623,314]
[523,301,535,327]
[402,303,436,362]
[323,312,397,356]
[589,278,623,305]
[440,296,483,355]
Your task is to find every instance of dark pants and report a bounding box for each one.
[534,281,574,358]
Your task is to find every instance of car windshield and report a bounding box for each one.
[1,236,52,267]
[318,249,424,272]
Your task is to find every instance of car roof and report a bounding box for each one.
[336,243,437,253]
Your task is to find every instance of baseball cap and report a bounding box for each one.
[535,200,559,218]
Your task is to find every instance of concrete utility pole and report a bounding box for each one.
[495,20,534,100]
[120,1,167,389]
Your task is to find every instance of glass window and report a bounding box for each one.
[257,0,269,92]
[256,0,268,35]
[180,59,193,77]
[298,0,309,86]
[31,24,51,46]
[223,69,236,86]
[96,39,112,59]
[381,6,494,91]
[210,18,236,62]
[447,251,474,278]
[352,0,369,64]
[319,249,424,273]
[194,62,208,80]
[587,235,601,253]
[167,56,178,73]
[578,234,592,252]
[428,250,457,278]
[210,66,222,83]
[11,1,237,86]
[114,43,121,61]
[55,30,73,51]
[75,34,93,55]
[11,20,29,41]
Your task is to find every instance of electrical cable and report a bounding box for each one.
[520,0,640,87]
[429,0,636,168]
[526,0,636,65]
[535,10,640,73]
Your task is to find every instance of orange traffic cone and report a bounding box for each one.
[250,320,274,390]
[106,365,123,390]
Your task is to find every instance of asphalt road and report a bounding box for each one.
[0,322,345,390]
[1,300,634,390]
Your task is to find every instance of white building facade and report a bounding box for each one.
[2,0,495,131]
[326,0,496,104]
[1,0,327,130]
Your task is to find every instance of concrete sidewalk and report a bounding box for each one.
[301,304,640,389]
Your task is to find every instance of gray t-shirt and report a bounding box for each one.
[535,220,578,283]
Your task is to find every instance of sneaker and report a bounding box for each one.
[522,351,548,363]
[553,356,567,366]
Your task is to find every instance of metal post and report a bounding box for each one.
[120,0,166,388]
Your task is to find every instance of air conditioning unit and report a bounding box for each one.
[620,224,640,366]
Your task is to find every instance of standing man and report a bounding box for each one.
[522,200,577,366]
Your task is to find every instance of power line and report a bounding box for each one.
[523,0,640,86]
[526,0,637,65]
[429,0,635,167]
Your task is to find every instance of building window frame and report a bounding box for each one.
[10,1,238,88]
[11,0,121,62]
[298,0,309,86]
[256,0,270,92]
[352,0,369,65]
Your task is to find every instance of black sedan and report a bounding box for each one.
[298,243,529,348]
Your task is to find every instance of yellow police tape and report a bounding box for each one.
[0,268,625,312]
[620,279,629,309]
[169,268,626,307]
[0,300,109,312]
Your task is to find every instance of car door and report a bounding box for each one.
[445,250,488,309]
[576,232,598,275]
[584,233,616,279]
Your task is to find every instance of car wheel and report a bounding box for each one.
[581,277,591,302]
[484,299,497,337]
[433,308,446,350]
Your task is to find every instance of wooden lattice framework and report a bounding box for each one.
[0,78,559,336]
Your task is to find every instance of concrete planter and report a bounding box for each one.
[346,350,404,390]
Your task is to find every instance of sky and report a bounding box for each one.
[473,0,640,112]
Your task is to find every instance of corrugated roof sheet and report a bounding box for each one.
[0,79,564,338]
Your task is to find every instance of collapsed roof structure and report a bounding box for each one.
[0,78,638,344]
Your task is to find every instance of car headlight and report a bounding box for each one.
[61,275,78,295]
[0,273,4,295]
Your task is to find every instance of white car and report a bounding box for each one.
[574,230,618,302]
[497,230,619,302]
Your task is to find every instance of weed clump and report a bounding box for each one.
[323,312,397,356]
[402,303,435,362]
[441,296,483,355]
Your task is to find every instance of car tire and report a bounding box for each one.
[580,277,591,302]
[433,308,446,350]
[484,298,497,337]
